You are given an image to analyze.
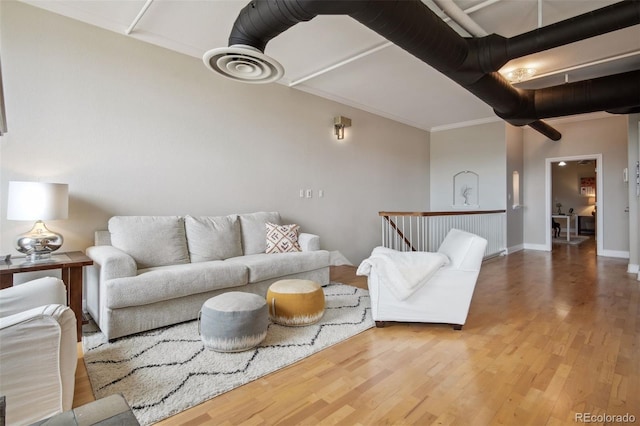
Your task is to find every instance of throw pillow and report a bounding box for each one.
[265,222,302,254]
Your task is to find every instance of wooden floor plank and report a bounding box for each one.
[73,238,640,425]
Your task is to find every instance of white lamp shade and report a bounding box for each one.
[7,181,69,221]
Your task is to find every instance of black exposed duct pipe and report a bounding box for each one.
[528,120,562,142]
[498,1,640,71]
[204,0,640,141]
[501,70,640,122]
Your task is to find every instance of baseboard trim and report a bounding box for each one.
[599,250,630,259]
[506,244,524,254]
[523,243,549,251]
[521,245,630,259]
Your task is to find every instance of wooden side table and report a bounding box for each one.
[0,251,93,341]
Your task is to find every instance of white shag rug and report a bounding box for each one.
[82,283,373,425]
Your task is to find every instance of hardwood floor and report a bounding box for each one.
[74,238,640,425]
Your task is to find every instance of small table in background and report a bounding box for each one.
[0,251,93,341]
[552,214,578,242]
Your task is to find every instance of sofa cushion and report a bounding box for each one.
[226,250,330,283]
[239,212,281,255]
[265,222,301,253]
[105,261,249,309]
[109,216,190,269]
[185,215,242,262]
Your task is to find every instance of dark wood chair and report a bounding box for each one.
[552,218,561,238]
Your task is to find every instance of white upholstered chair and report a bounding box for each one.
[0,277,77,425]
[359,228,488,330]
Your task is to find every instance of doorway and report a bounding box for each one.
[545,154,603,255]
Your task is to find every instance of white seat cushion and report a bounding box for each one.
[226,251,330,283]
[105,261,249,309]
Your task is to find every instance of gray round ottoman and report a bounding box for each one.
[199,292,268,352]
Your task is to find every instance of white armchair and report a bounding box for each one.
[0,277,77,425]
[358,228,488,330]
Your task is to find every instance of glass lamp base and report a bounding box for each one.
[15,220,64,260]
[25,253,53,262]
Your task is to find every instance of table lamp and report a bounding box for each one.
[7,181,68,261]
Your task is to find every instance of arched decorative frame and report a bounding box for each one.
[453,170,479,208]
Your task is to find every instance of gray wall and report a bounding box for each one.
[0,1,430,265]
[506,123,524,252]
[431,116,632,260]
[628,114,639,276]
[2,1,635,269]
[430,121,506,210]
[522,115,629,256]
[430,121,524,253]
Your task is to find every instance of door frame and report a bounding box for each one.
[545,153,603,255]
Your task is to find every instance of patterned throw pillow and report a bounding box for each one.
[265,222,302,253]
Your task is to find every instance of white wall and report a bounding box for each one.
[0,1,430,265]
[523,115,629,255]
[430,121,506,210]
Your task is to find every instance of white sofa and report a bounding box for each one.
[0,277,77,425]
[86,212,330,340]
[358,228,488,329]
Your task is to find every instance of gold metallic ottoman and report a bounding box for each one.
[266,279,325,326]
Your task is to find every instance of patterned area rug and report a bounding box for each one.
[82,283,373,425]
[552,235,591,245]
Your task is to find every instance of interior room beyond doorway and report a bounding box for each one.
[550,158,598,249]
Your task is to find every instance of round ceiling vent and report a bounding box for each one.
[202,45,284,84]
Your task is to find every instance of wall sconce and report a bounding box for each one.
[334,116,351,140]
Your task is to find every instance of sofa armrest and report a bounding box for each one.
[86,245,137,281]
[0,304,77,423]
[298,233,320,251]
[0,277,66,318]
[437,229,488,271]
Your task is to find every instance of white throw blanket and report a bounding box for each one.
[356,247,450,301]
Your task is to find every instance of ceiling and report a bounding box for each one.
[21,0,640,132]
